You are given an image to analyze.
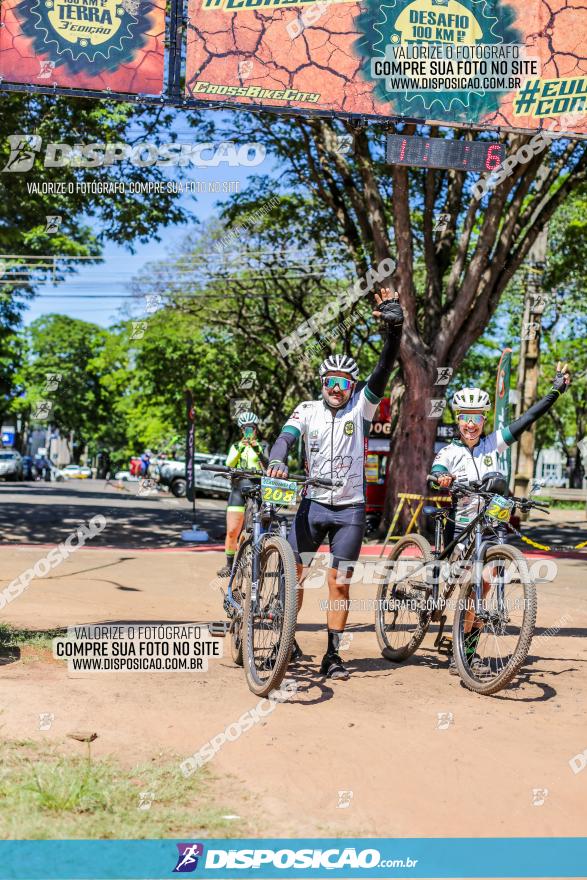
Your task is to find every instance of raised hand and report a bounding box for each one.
[552,361,571,394]
[373,288,404,327]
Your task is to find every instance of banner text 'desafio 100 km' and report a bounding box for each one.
[185,0,587,133]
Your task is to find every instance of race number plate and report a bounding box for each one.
[261,476,297,506]
[487,494,514,522]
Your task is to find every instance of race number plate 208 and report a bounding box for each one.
[487,494,514,522]
[261,477,297,506]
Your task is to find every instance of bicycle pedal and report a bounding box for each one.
[208,621,230,637]
[436,635,453,656]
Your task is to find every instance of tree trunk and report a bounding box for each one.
[384,356,438,531]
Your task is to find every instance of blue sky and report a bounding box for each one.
[23,129,270,328]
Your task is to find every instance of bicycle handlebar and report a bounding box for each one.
[427,475,550,512]
[511,495,550,511]
[200,464,342,489]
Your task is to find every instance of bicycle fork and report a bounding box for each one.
[470,523,507,626]
[250,513,263,607]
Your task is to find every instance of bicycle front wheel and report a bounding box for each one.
[452,544,537,695]
[230,542,252,667]
[243,535,298,697]
[375,533,433,662]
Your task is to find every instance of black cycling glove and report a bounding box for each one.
[552,369,570,395]
[377,299,404,328]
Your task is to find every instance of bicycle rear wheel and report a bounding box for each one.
[243,534,298,697]
[375,534,433,662]
[452,544,536,695]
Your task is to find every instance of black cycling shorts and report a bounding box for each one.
[227,478,255,512]
[288,498,366,570]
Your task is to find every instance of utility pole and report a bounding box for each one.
[512,228,548,507]
[578,436,587,521]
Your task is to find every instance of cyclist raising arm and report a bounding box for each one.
[429,362,571,670]
[431,362,571,504]
[267,288,404,681]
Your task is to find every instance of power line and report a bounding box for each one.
[24,289,347,299]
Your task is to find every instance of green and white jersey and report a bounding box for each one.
[431,428,515,526]
[281,383,381,506]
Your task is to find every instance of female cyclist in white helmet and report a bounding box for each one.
[429,362,571,671]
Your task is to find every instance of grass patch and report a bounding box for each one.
[0,624,65,661]
[536,498,587,510]
[0,739,248,839]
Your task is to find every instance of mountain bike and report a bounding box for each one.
[204,464,339,697]
[375,472,549,695]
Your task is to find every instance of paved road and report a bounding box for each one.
[2,479,586,552]
[0,479,228,548]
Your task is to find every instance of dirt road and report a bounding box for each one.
[1,530,586,839]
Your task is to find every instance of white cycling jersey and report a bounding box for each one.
[431,429,514,526]
[282,383,380,505]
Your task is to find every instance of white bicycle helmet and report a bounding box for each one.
[319,354,359,381]
[452,387,491,413]
[237,411,259,427]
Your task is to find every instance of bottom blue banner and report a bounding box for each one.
[0,838,585,879]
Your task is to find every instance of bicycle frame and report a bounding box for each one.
[391,497,511,622]
[224,488,287,616]
[428,505,511,620]
[204,463,339,643]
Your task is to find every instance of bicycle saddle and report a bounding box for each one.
[422,505,446,518]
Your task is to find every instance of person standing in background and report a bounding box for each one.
[217,412,268,577]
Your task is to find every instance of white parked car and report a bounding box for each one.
[62,464,92,480]
[114,470,137,481]
[0,450,23,480]
[155,453,231,498]
[196,454,231,498]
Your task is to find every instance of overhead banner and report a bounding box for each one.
[0,0,165,94]
[185,0,587,134]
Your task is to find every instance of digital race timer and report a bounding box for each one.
[386,134,504,172]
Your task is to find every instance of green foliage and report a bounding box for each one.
[5,107,586,472]
[113,310,243,454]
[13,315,120,454]
[130,221,394,450]
[544,184,587,293]
[456,245,587,459]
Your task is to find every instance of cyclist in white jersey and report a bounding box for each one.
[430,363,571,518]
[267,288,404,680]
[429,362,571,671]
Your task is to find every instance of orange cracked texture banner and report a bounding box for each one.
[0,0,165,95]
[185,0,587,134]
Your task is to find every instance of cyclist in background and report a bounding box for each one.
[217,411,269,578]
[429,361,571,670]
[267,289,404,681]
